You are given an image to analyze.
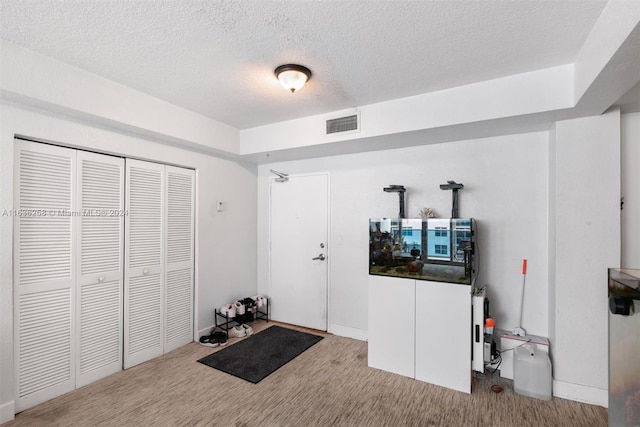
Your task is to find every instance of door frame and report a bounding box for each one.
[267,171,331,331]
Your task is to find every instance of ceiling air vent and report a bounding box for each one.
[326,114,358,135]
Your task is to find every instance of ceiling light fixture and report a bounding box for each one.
[274,64,312,93]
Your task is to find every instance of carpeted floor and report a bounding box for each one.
[6,322,607,427]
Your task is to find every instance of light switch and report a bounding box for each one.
[216,201,224,212]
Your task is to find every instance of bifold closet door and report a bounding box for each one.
[14,140,193,411]
[14,140,77,411]
[124,160,194,366]
[124,159,165,369]
[164,166,195,352]
[76,151,124,387]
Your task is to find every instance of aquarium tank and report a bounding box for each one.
[369,218,477,285]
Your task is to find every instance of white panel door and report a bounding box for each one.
[14,140,77,411]
[368,275,415,378]
[124,159,165,368]
[76,151,124,387]
[164,166,194,352]
[415,281,471,393]
[269,173,328,331]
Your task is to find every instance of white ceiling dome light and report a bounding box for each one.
[274,64,312,93]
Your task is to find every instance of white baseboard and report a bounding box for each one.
[553,380,608,407]
[0,400,15,424]
[328,324,368,341]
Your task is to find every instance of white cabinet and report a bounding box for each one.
[415,280,471,393]
[368,275,471,393]
[368,275,415,378]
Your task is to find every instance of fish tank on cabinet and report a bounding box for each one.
[369,218,477,285]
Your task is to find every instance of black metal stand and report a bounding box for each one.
[439,181,464,218]
[214,299,269,334]
[383,185,406,218]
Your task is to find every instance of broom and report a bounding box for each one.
[513,259,527,337]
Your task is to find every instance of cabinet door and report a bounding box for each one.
[164,166,194,352]
[415,281,471,393]
[124,159,165,368]
[368,275,415,378]
[14,140,77,411]
[76,151,124,387]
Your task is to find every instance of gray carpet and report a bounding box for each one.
[6,322,607,427]
[198,325,323,383]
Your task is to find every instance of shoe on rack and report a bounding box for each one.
[254,295,264,308]
[199,334,219,348]
[234,301,245,315]
[229,325,246,338]
[220,304,236,318]
[241,324,253,336]
[251,295,260,307]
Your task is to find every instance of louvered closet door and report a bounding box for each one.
[164,166,194,352]
[124,159,165,368]
[13,140,77,412]
[76,151,124,387]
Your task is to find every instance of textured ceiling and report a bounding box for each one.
[0,0,607,129]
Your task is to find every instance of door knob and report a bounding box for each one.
[312,254,326,261]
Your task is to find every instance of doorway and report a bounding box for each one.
[269,173,329,331]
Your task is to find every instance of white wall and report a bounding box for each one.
[550,110,620,406]
[257,131,549,339]
[621,112,640,266]
[0,103,257,422]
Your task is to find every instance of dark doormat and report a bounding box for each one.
[197,325,323,383]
